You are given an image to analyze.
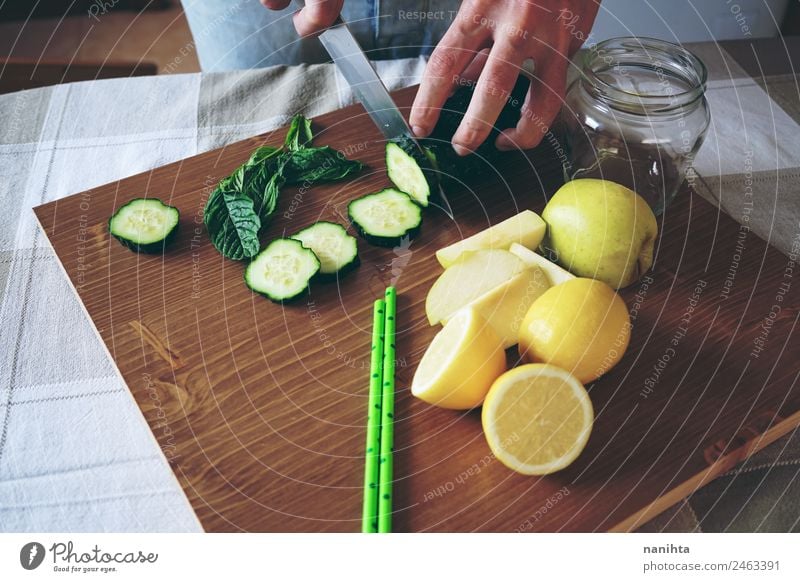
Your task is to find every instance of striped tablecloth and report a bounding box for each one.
[0,40,798,533]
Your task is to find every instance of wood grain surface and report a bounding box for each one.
[34,86,800,532]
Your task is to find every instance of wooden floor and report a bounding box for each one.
[0,6,199,75]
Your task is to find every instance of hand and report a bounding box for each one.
[409,0,599,155]
[260,0,343,37]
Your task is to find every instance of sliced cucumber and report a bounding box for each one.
[108,198,180,253]
[244,238,320,302]
[348,188,422,247]
[385,137,438,207]
[290,221,359,277]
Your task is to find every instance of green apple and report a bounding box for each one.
[425,249,528,325]
[435,210,546,268]
[541,179,657,289]
[445,266,550,349]
[508,243,575,286]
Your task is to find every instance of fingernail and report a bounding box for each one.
[452,143,471,157]
[411,125,428,138]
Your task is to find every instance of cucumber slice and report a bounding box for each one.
[244,238,320,302]
[385,137,438,207]
[290,221,359,277]
[348,188,422,247]
[108,198,180,253]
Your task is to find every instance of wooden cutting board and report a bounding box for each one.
[34,86,800,532]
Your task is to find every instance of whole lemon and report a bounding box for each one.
[518,278,630,383]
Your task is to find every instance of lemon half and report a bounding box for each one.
[411,307,506,410]
[482,364,594,475]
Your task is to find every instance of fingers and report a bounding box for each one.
[260,0,291,10]
[495,59,567,151]
[409,19,486,138]
[293,0,343,37]
[459,48,490,86]
[444,48,488,99]
[451,42,524,156]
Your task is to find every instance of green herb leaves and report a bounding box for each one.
[283,146,363,185]
[284,115,313,150]
[202,148,279,261]
[203,115,363,260]
[281,116,362,185]
[204,188,261,260]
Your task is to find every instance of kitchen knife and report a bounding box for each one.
[294,2,455,219]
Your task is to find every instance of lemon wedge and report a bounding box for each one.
[411,307,506,410]
[482,364,593,475]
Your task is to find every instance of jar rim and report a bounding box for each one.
[580,37,708,113]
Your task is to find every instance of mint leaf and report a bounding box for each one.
[283,146,363,185]
[284,116,314,150]
[203,187,261,260]
[204,115,363,261]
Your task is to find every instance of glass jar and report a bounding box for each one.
[562,37,710,215]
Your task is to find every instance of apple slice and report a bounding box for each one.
[509,243,576,286]
[447,266,550,348]
[426,249,528,325]
[435,210,546,268]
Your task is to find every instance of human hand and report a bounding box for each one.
[260,0,343,37]
[409,0,599,155]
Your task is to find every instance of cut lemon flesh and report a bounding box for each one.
[412,307,506,410]
[482,364,593,475]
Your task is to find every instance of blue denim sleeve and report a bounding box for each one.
[180,0,460,71]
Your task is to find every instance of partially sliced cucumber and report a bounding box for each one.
[386,137,438,207]
[348,188,422,247]
[245,238,320,302]
[108,198,180,253]
[290,221,359,277]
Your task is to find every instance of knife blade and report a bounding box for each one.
[296,5,454,219]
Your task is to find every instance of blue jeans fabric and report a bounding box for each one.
[180,0,460,71]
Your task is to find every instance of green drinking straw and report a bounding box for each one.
[361,299,385,533]
[377,286,397,533]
